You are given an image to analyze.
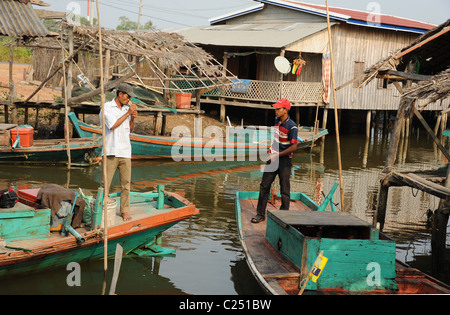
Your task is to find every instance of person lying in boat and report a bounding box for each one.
[251,98,298,224]
[99,83,138,221]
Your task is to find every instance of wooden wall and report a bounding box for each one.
[210,4,446,111]
[331,23,418,111]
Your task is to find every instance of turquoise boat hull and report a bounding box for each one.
[0,221,175,279]
[235,190,450,294]
[68,112,327,160]
[0,188,198,279]
[0,137,101,166]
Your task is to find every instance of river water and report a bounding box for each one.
[0,128,449,295]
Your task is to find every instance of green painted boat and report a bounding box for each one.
[0,185,198,279]
[236,190,450,295]
[68,112,327,160]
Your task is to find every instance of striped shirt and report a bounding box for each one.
[270,116,298,158]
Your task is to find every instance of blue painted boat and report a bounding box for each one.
[68,112,327,160]
[236,190,450,295]
[0,185,198,279]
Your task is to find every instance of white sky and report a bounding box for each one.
[41,0,449,30]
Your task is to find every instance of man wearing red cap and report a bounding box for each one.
[251,98,298,223]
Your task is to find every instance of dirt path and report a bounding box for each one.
[0,63,57,102]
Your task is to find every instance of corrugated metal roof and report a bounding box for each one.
[0,0,49,37]
[285,1,436,32]
[177,22,329,48]
[211,0,436,34]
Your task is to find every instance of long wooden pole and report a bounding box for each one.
[62,38,71,170]
[96,0,109,295]
[326,1,345,211]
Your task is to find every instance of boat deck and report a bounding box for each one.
[238,195,450,295]
[239,197,309,294]
[2,192,197,255]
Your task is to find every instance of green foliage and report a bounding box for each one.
[0,37,33,64]
[116,16,153,30]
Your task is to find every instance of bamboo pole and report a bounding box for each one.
[325,1,345,211]
[62,38,71,169]
[23,39,91,104]
[9,44,17,124]
[96,0,109,295]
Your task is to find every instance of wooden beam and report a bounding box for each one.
[30,0,50,6]
[413,105,450,162]
[392,172,450,199]
[378,69,432,81]
[66,71,134,106]
[395,26,450,59]
[34,9,66,19]
[23,38,92,104]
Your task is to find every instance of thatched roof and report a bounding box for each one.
[71,25,217,72]
[402,67,450,104]
[27,23,236,93]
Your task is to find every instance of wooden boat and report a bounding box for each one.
[236,190,450,295]
[0,123,101,166]
[0,185,198,279]
[0,137,101,166]
[68,112,327,160]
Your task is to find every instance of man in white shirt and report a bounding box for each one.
[99,83,137,221]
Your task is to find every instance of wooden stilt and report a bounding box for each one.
[220,100,226,123]
[382,97,411,173]
[366,110,371,138]
[434,113,441,136]
[432,160,450,275]
[322,108,328,129]
[374,181,389,230]
[154,111,163,135]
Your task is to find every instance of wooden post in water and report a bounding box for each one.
[62,39,71,169]
[374,82,412,229]
[325,1,345,211]
[96,0,109,295]
[9,44,17,124]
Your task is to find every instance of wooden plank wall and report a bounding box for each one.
[330,24,445,111]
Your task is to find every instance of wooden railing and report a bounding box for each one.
[202,79,324,104]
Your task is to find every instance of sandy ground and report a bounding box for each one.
[0,63,57,102]
[0,63,226,136]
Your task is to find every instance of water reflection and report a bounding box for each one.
[0,128,449,293]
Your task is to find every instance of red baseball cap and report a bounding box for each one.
[272,98,291,110]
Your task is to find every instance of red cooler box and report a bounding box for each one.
[18,188,40,208]
[10,126,34,147]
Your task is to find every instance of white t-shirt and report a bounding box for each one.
[99,98,132,158]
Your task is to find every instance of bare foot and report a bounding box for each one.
[121,213,132,221]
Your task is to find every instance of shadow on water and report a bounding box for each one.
[0,127,449,293]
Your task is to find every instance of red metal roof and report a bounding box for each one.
[285,1,436,31]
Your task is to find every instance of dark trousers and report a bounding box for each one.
[256,157,292,217]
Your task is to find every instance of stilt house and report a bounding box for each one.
[176,0,437,127]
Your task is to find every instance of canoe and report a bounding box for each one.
[235,190,450,295]
[68,112,327,160]
[0,137,101,166]
[0,184,198,279]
